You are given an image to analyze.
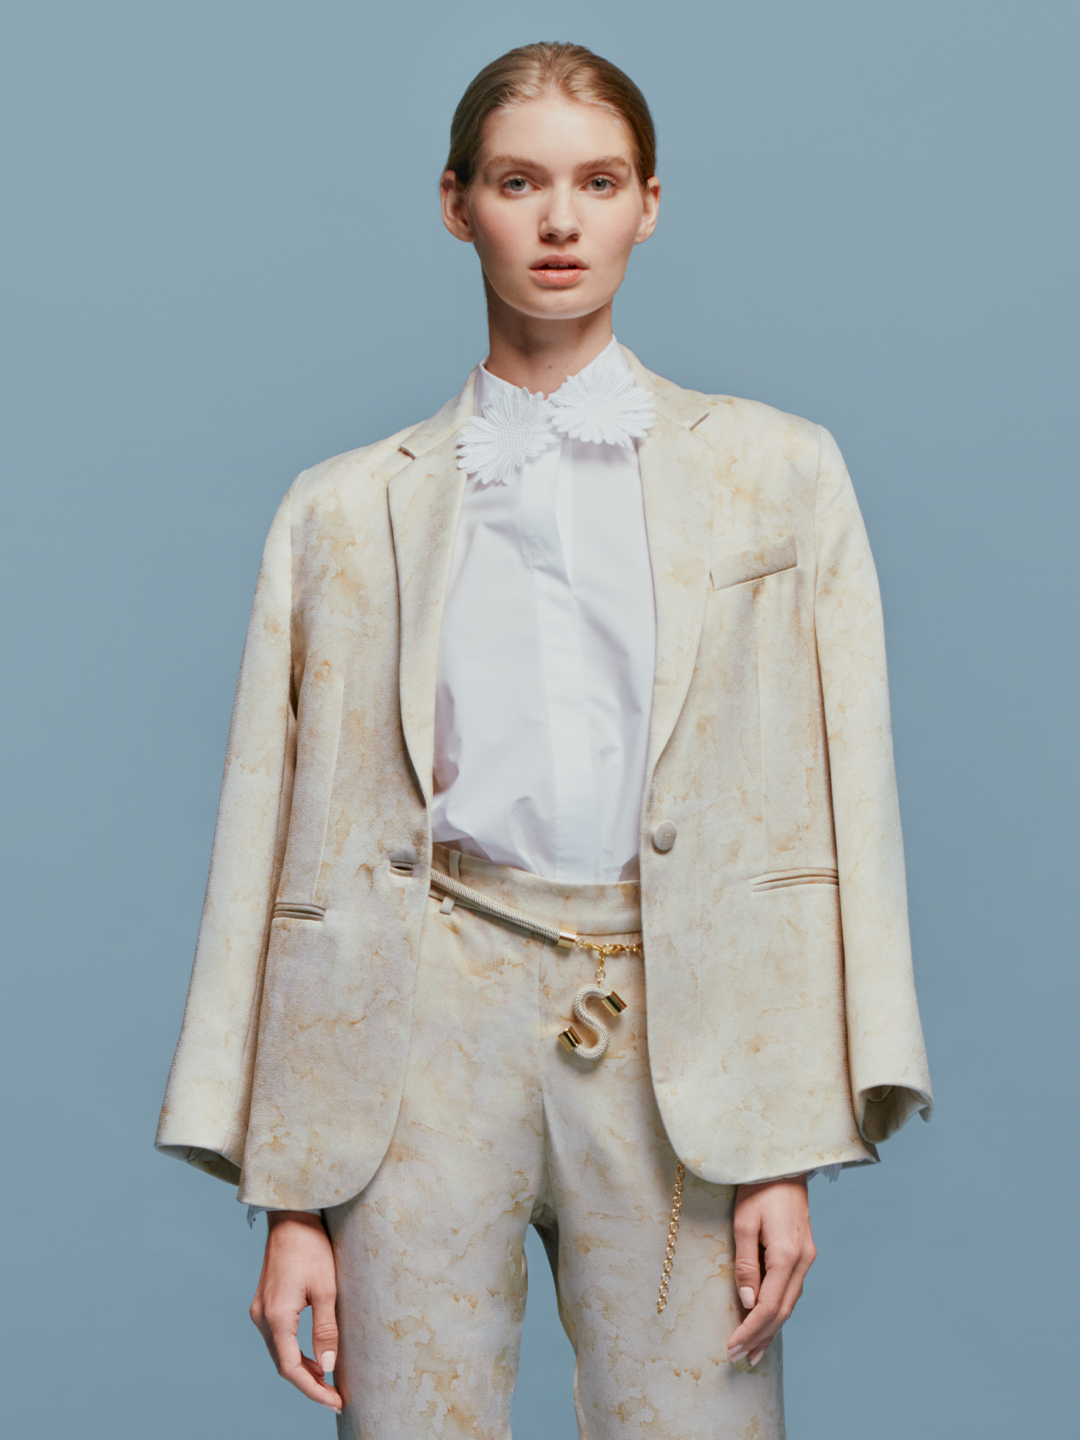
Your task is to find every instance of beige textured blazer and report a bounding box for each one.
[156,349,932,1209]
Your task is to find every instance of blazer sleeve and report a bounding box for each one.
[155,482,298,1184]
[814,428,933,1144]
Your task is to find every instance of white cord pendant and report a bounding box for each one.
[558,982,627,1061]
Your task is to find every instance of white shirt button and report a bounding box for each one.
[651,822,677,853]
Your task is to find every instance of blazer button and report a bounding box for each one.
[651,822,677,853]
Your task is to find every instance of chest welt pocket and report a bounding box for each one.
[750,867,838,892]
[710,536,797,590]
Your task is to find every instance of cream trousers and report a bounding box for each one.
[325,848,786,1440]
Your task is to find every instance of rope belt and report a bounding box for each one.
[428,866,685,1315]
[428,869,580,947]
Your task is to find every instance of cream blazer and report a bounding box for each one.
[156,349,933,1209]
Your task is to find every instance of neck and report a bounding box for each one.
[482,283,615,396]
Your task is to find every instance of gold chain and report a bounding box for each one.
[656,1162,685,1315]
[572,936,681,1317]
[577,939,643,986]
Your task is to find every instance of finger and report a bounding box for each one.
[297,1354,344,1410]
[277,1350,343,1410]
[727,1291,778,1354]
[768,1241,814,1337]
[264,1294,305,1380]
[310,1282,340,1378]
[268,1309,341,1412]
[731,1235,815,1358]
[732,1210,763,1316]
[727,1243,794,1356]
[747,1273,806,1367]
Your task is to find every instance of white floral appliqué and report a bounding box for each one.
[456,386,558,486]
[548,367,654,447]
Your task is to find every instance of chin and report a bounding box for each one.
[512,285,615,321]
[525,299,598,320]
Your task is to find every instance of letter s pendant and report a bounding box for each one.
[557,982,627,1061]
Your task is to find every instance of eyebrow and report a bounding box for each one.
[483,153,634,176]
[579,155,634,175]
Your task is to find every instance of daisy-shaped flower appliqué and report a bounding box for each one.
[457,385,559,486]
[548,367,654,447]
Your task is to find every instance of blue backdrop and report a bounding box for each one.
[2,2,1076,1436]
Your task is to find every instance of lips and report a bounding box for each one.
[531,255,588,286]
[531,255,587,272]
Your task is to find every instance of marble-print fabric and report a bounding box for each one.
[156,348,932,1210]
[326,848,784,1440]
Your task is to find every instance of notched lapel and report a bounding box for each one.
[388,392,472,803]
[639,412,715,783]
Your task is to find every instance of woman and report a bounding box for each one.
[157,41,932,1439]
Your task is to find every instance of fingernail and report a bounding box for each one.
[728,1346,747,1360]
[750,1349,765,1366]
[739,1286,756,1309]
[321,1351,336,1373]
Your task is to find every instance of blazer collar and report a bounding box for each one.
[387,353,716,808]
[621,345,713,431]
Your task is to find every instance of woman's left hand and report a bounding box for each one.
[726,1175,817,1367]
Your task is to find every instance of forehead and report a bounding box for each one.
[478,93,635,167]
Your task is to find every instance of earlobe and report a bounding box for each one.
[634,213,659,244]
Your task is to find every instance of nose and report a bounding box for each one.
[539,183,581,244]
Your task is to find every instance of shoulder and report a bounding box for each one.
[691,395,827,496]
[283,375,476,516]
[626,348,825,467]
[287,423,422,511]
[693,393,821,449]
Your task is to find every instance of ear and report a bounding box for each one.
[634,176,661,245]
[441,171,474,243]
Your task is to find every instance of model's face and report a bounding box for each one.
[441,94,660,322]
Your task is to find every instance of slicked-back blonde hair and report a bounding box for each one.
[446,42,656,190]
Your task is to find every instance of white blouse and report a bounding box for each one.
[431,338,656,884]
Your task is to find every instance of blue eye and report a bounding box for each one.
[504,177,528,192]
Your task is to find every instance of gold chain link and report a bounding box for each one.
[577,939,643,986]
[656,1162,685,1315]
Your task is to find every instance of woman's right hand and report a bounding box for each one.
[249,1211,343,1414]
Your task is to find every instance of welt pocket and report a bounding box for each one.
[711,535,797,590]
[272,901,326,921]
[750,867,838,893]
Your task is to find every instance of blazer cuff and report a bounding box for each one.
[245,1204,324,1228]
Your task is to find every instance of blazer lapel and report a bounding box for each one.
[637,411,716,785]
[388,377,475,802]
